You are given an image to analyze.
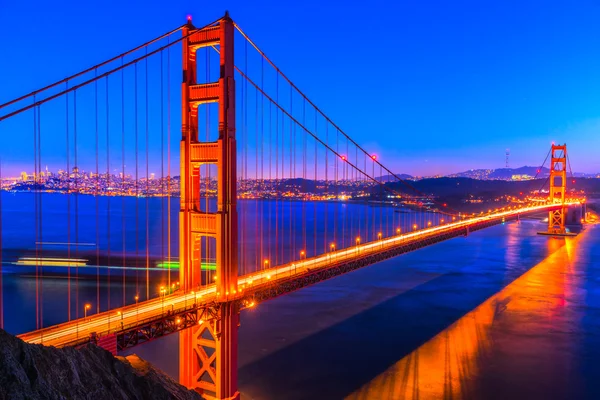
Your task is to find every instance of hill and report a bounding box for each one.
[0,329,200,400]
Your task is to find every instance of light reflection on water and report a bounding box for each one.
[346,226,589,400]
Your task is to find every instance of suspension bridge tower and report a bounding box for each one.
[179,13,240,400]
[546,143,568,235]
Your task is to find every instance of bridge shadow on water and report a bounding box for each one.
[237,240,565,400]
[238,223,600,400]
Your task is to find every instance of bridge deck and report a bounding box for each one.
[17,204,572,349]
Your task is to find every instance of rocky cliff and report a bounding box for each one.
[0,329,201,400]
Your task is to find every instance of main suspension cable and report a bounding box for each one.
[0,25,186,110]
[233,22,454,213]
[0,18,221,122]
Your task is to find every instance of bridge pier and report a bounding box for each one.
[180,304,240,400]
[179,13,240,399]
[565,205,584,227]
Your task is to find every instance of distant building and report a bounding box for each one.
[511,174,533,181]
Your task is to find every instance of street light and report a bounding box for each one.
[396,228,401,235]
[160,287,166,314]
[264,259,269,269]
[117,311,124,330]
[413,224,418,231]
[428,221,432,227]
[84,304,91,319]
[300,250,305,260]
[330,243,335,251]
[134,295,139,320]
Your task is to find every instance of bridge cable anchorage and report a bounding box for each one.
[0,18,222,122]
[0,25,187,110]
[232,22,457,216]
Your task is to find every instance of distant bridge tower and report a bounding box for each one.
[547,144,567,234]
[179,13,240,400]
[505,148,510,168]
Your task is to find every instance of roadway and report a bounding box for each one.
[17,202,578,349]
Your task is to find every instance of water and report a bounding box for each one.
[3,192,600,398]
[0,192,435,333]
[133,218,600,399]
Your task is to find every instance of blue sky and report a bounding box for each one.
[1,0,600,176]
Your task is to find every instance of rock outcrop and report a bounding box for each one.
[0,329,201,400]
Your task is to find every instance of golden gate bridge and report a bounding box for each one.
[0,12,584,400]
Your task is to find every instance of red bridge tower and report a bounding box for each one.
[547,143,567,234]
[179,13,240,400]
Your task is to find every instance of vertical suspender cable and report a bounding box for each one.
[95,68,100,313]
[160,48,165,289]
[324,123,328,252]
[105,76,111,311]
[37,102,43,327]
[302,98,306,256]
[313,113,317,257]
[66,83,71,321]
[167,37,172,290]
[121,57,127,303]
[115,57,125,304]
[274,74,278,267]
[33,98,39,329]
[74,90,79,319]
[134,62,139,302]
[145,51,150,300]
